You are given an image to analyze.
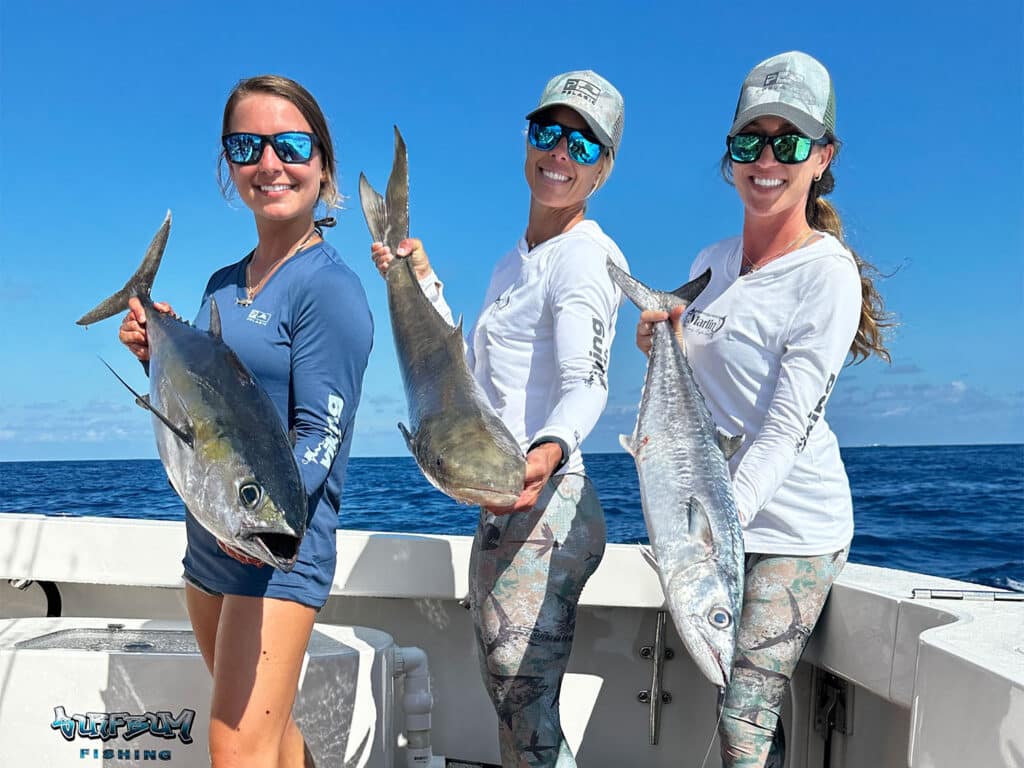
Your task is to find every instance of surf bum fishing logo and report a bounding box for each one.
[51,706,194,761]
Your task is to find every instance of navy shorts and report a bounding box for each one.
[181,506,338,609]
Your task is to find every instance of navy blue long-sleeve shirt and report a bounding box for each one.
[182,240,373,607]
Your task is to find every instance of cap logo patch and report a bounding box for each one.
[562,78,602,105]
[760,70,818,110]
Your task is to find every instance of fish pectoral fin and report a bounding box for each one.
[618,434,637,456]
[639,543,658,570]
[99,360,194,448]
[686,496,715,552]
[398,422,415,454]
[716,429,745,460]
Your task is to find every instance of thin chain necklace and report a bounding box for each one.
[741,228,817,276]
[236,226,319,307]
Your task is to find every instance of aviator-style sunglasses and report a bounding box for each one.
[727,133,829,164]
[222,131,320,165]
[528,121,605,166]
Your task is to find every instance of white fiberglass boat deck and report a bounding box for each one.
[1,512,1021,767]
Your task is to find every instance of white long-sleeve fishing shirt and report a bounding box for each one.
[684,233,861,555]
[420,220,628,476]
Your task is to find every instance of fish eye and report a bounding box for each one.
[708,607,732,629]
[238,482,263,508]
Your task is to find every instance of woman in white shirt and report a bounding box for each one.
[372,70,628,767]
[637,51,891,768]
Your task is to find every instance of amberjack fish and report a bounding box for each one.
[359,127,525,507]
[77,213,307,571]
[607,260,745,688]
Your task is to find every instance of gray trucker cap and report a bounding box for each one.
[525,70,624,156]
[729,51,835,140]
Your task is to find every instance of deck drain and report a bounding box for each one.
[122,642,155,652]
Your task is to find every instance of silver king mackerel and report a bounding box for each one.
[607,260,745,688]
[359,127,526,507]
[77,213,307,571]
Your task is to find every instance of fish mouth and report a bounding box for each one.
[451,485,522,508]
[244,532,301,572]
[709,646,730,689]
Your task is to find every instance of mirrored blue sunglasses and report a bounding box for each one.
[222,131,319,165]
[528,121,604,166]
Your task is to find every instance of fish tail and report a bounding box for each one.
[358,126,410,253]
[606,258,712,313]
[76,211,170,326]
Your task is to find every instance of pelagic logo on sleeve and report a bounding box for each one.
[796,373,837,453]
[302,393,345,469]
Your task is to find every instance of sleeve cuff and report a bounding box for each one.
[528,436,570,474]
[417,270,443,299]
[731,480,756,528]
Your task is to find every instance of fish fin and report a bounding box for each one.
[606,258,711,313]
[358,128,411,254]
[100,357,193,448]
[398,422,415,454]
[640,543,658,570]
[716,429,744,460]
[383,126,410,251]
[669,268,712,306]
[358,172,387,244]
[209,296,222,338]
[618,433,637,456]
[77,211,171,325]
[686,496,715,552]
[453,315,464,335]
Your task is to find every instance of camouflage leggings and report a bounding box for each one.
[470,473,606,768]
[719,548,849,768]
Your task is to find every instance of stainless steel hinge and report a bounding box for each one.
[637,610,673,745]
[813,670,852,737]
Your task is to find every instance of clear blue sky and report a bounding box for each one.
[1,1,1021,461]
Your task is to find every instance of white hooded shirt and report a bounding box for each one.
[684,233,861,555]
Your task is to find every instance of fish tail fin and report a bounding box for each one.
[358,172,387,243]
[77,211,171,326]
[358,126,410,253]
[606,258,711,313]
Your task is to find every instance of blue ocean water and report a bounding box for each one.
[1,445,1021,591]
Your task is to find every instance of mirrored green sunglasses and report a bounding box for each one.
[727,133,829,164]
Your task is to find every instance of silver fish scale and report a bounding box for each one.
[633,325,741,568]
